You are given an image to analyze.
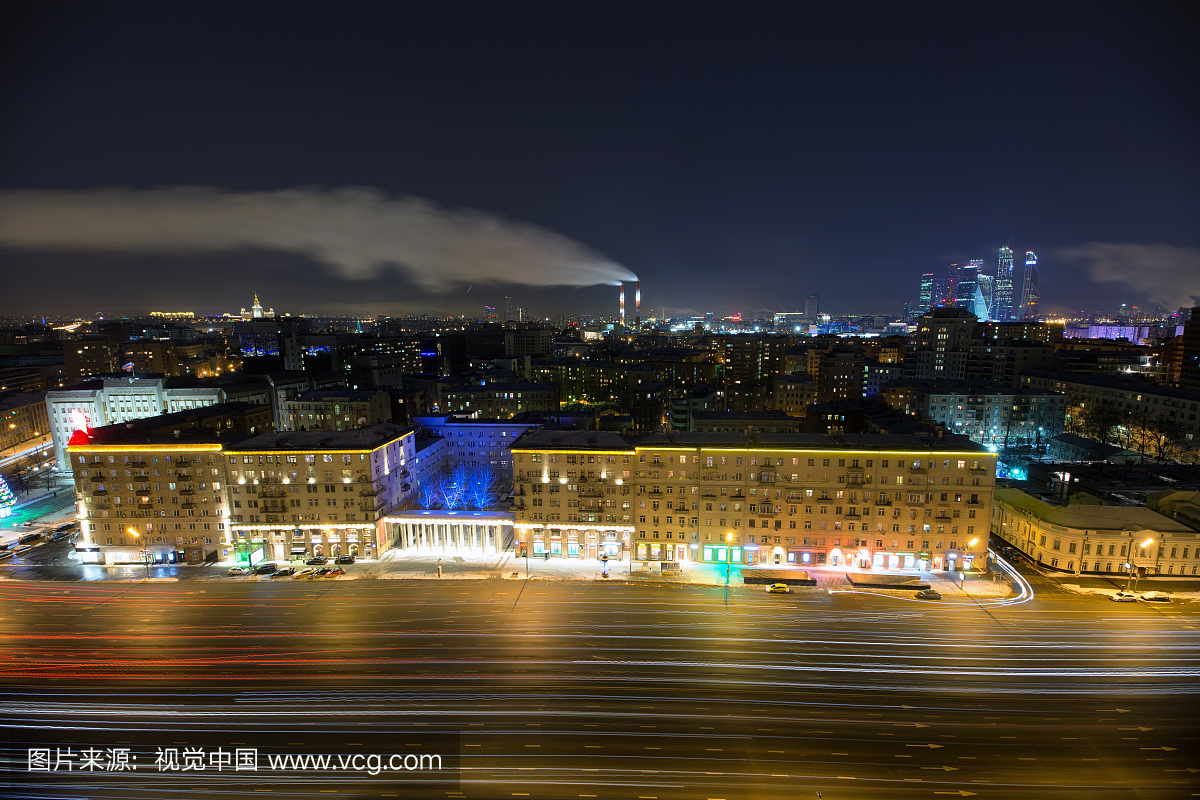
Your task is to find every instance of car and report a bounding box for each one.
[323,567,346,577]
[765,583,791,594]
[55,522,78,533]
[915,589,943,600]
[48,531,73,542]
[271,566,295,577]
[0,550,13,561]
[1110,590,1138,602]
[1140,591,1170,602]
[18,532,43,545]
[254,562,279,575]
[305,556,328,566]
[292,568,316,579]
[313,567,333,576]
[335,555,356,564]
[228,567,248,576]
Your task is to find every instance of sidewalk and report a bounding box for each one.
[358,551,1017,597]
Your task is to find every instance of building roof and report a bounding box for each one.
[511,429,636,452]
[691,409,795,421]
[1048,432,1125,456]
[882,379,1065,396]
[994,486,1194,534]
[67,423,242,449]
[634,430,989,453]
[226,423,414,452]
[288,389,384,402]
[1022,371,1200,403]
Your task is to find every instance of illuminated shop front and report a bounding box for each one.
[515,522,633,560]
[231,524,378,562]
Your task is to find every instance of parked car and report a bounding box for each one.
[48,531,73,542]
[292,568,316,579]
[335,555,356,565]
[55,522,78,533]
[313,567,333,576]
[1110,590,1138,602]
[765,583,791,594]
[18,532,43,545]
[915,589,942,600]
[306,556,328,566]
[0,550,14,561]
[227,567,247,576]
[254,562,279,575]
[324,567,346,577]
[271,566,295,577]
[1140,591,1170,602]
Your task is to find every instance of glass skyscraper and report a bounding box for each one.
[1019,250,1040,319]
[993,246,1015,321]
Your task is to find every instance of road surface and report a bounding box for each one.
[1,574,1197,799]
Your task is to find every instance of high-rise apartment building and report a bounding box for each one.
[63,338,119,383]
[993,246,1015,321]
[1018,251,1040,320]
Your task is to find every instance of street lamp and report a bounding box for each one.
[1125,536,1154,591]
[725,532,733,586]
[128,527,150,580]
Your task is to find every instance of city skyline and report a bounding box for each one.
[1,3,1197,317]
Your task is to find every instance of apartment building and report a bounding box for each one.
[510,430,637,560]
[67,426,235,566]
[223,424,417,563]
[442,382,557,418]
[991,486,1199,577]
[882,379,1068,447]
[510,428,997,573]
[1020,371,1200,440]
[280,389,392,432]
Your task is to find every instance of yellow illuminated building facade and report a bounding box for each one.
[67,438,230,565]
[512,429,998,572]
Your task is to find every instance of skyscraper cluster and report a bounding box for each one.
[916,247,1039,321]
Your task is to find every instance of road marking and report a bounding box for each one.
[921,766,959,771]
[907,744,944,748]
[1119,727,1153,731]
[1140,746,1177,751]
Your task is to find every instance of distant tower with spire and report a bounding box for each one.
[251,293,264,319]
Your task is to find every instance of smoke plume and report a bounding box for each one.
[0,186,636,290]
[1056,242,1200,309]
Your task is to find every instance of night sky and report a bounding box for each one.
[0,1,1197,318]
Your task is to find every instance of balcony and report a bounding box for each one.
[359,486,382,497]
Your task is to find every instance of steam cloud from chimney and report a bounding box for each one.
[0,186,637,290]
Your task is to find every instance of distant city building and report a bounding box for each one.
[918,273,934,314]
[1018,251,1040,320]
[975,274,994,321]
[804,294,820,319]
[280,389,392,432]
[993,246,1015,321]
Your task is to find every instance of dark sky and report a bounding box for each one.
[1,1,1197,319]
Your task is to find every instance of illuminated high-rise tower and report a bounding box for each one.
[993,247,1015,321]
[918,273,934,314]
[251,293,264,319]
[1018,251,1040,320]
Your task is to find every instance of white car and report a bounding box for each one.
[1140,591,1170,602]
[1109,590,1138,602]
[227,566,248,576]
